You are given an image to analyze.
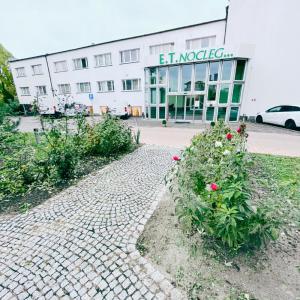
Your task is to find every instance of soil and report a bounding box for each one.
[138,190,300,300]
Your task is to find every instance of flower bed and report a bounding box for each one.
[0,115,136,213]
[169,122,279,250]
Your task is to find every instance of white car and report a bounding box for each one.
[256,105,300,129]
[108,105,129,120]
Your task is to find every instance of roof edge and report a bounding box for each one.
[10,18,226,63]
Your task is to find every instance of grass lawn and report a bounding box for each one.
[137,154,300,300]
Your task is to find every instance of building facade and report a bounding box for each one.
[10,0,300,122]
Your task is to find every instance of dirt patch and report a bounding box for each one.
[138,191,300,300]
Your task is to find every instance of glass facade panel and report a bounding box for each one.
[159,88,166,104]
[229,107,239,121]
[185,96,194,120]
[159,67,167,84]
[159,107,166,119]
[181,64,192,92]
[208,85,217,101]
[209,62,219,81]
[176,95,185,119]
[168,96,176,119]
[150,88,156,104]
[195,63,206,91]
[221,61,233,81]
[150,107,157,119]
[219,84,230,104]
[150,67,156,84]
[169,66,179,92]
[206,107,215,121]
[217,107,227,121]
[232,84,243,103]
[194,95,204,120]
[235,60,246,80]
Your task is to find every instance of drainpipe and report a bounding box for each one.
[223,5,229,45]
[44,54,54,97]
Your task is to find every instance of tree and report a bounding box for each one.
[0,44,16,103]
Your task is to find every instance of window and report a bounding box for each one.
[95,53,112,67]
[285,106,300,112]
[149,43,174,55]
[54,61,68,72]
[219,84,230,104]
[221,61,233,81]
[208,85,217,101]
[235,60,246,80]
[195,63,207,91]
[16,67,26,77]
[266,106,282,113]
[58,84,71,94]
[158,67,167,84]
[159,88,166,104]
[98,80,114,92]
[122,79,141,91]
[150,88,156,104]
[20,87,30,96]
[73,57,88,70]
[232,84,243,103]
[217,107,227,121]
[186,36,216,50]
[120,49,139,64]
[181,64,192,92]
[36,86,47,96]
[32,64,43,75]
[169,66,179,92]
[206,107,215,121]
[77,82,91,93]
[209,62,219,81]
[229,107,239,121]
[150,68,156,85]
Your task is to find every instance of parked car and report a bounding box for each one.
[256,105,300,129]
[108,105,130,120]
[39,103,89,118]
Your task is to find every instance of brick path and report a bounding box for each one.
[0,146,184,300]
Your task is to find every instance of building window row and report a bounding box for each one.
[15,35,218,77]
[20,79,141,96]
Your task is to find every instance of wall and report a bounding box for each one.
[10,20,226,114]
[226,0,300,117]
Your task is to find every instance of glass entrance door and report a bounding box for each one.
[167,95,204,121]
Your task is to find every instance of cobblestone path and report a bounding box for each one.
[0,146,184,300]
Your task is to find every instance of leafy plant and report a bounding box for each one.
[162,119,167,127]
[86,115,133,156]
[169,122,279,250]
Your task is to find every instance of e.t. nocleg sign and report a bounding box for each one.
[159,47,234,65]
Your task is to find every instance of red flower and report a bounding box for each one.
[226,133,233,140]
[237,127,241,133]
[172,155,181,161]
[210,183,218,191]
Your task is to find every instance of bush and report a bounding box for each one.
[0,113,136,211]
[169,122,279,250]
[86,115,133,156]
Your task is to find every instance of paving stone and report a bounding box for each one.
[0,146,183,299]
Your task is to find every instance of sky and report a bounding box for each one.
[0,0,228,59]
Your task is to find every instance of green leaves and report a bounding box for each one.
[170,122,280,251]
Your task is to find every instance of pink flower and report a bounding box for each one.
[210,183,218,191]
[237,127,241,134]
[172,155,181,161]
[226,133,233,140]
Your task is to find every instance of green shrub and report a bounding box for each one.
[169,122,279,250]
[87,115,133,156]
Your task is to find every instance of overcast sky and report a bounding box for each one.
[0,0,228,59]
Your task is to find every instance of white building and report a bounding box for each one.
[10,0,300,122]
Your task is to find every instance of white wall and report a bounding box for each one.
[226,0,300,117]
[10,20,225,114]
